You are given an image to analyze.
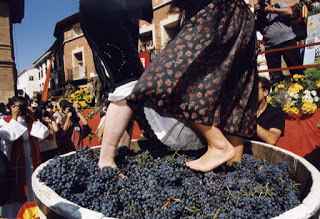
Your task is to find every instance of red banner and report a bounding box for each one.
[41,54,54,101]
[139,51,151,69]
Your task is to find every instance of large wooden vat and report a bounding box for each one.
[32,141,320,219]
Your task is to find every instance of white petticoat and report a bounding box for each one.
[108,81,205,150]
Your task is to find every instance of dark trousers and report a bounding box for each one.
[40,149,58,163]
[265,39,303,84]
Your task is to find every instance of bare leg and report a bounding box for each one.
[118,125,133,148]
[226,135,244,165]
[98,111,133,148]
[186,123,235,172]
[98,100,133,169]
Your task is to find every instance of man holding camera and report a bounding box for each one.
[0,96,49,218]
[35,101,60,162]
[254,0,303,85]
[58,102,89,154]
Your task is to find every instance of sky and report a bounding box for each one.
[13,0,80,74]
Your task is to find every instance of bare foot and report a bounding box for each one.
[98,160,117,170]
[99,163,126,178]
[186,143,235,172]
[98,144,118,170]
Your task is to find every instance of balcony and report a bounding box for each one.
[73,66,87,79]
[66,66,87,81]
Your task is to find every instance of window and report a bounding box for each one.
[74,52,83,66]
[39,67,42,79]
[74,25,82,37]
[44,65,47,76]
[73,51,85,79]
[29,76,34,81]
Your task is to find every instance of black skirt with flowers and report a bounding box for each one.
[127,0,258,140]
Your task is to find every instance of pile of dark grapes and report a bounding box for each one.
[37,145,301,218]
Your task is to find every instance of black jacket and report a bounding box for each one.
[79,0,153,92]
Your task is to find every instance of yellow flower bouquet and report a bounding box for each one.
[268,74,320,119]
[62,84,93,110]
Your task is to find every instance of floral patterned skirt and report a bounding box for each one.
[127,0,258,140]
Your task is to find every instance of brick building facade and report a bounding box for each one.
[0,0,24,103]
[32,13,97,97]
[139,0,178,53]
[54,13,96,86]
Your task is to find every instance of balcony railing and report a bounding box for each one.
[66,66,87,80]
[73,66,87,79]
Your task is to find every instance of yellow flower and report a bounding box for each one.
[76,95,82,100]
[287,83,303,94]
[79,101,88,108]
[80,87,86,91]
[282,103,292,113]
[317,81,320,88]
[86,98,92,103]
[312,104,317,112]
[293,74,305,82]
[266,97,272,104]
[292,107,299,115]
[301,102,317,114]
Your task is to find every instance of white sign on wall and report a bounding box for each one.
[303,13,320,65]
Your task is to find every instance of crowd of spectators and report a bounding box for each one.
[254,0,307,85]
[139,40,155,52]
[139,40,157,61]
[0,94,89,218]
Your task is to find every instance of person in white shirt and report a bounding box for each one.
[0,111,27,209]
[0,96,49,218]
[257,40,270,80]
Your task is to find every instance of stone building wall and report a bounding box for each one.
[0,1,16,103]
